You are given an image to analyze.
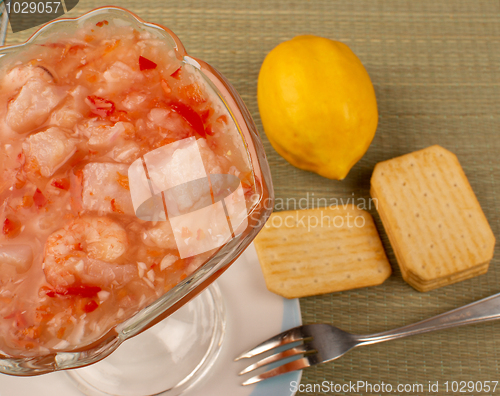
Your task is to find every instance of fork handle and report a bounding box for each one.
[356,292,500,345]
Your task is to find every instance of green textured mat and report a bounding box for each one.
[5,1,500,395]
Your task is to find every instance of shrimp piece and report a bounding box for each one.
[43,216,134,288]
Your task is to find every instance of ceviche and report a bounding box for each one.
[0,17,254,357]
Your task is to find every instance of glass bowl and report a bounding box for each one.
[0,6,273,377]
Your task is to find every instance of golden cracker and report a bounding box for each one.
[371,145,495,291]
[254,205,392,298]
[406,262,489,292]
[374,190,488,291]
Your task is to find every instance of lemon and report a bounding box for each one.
[257,35,378,180]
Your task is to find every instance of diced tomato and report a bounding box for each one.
[66,285,101,298]
[181,83,206,104]
[216,115,228,124]
[56,327,66,339]
[170,102,205,137]
[22,195,34,208]
[116,172,129,190]
[204,125,215,136]
[86,74,98,83]
[96,20,109,27]
[110,198,124,214]
[46,285,102,299]
[35,304,54,322]
[33,189,48,208]
[2,217,21,238]
[86,95,116,118]
[139,56,157,71]
[104,39,120,54]
[51,178,70,191]
[200,108,212,124]
[20,325,41,339]
[83,300,99,313]
[110,109,131,123]
[170,67,182,79]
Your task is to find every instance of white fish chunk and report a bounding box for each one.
[145,221,177,250]
[2,65,53,92]
[0,244,33,273]
[50,86,88,129]
[23,127,78,178]
[102,61,144,93]
[160,253,178,271]
[103,61,143,83]
[79,119,135,150]
[106,141,141,164]
[7,78,65,133]
[82,162,134,215]
[147,108,192,139]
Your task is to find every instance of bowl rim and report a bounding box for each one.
[0,6,187,56]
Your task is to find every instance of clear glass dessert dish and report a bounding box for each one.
[0,6,273,394]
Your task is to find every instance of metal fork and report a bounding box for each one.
[236,292,500,385]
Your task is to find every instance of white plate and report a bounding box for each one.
[0,243,302,396]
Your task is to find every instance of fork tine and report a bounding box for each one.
[239,344,313,375]
[235,327,305,361]
[241,357,312,386]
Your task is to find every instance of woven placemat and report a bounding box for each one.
[5,1,500,395]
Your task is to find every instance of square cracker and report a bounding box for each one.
[371,145,495,291]
[254,205,392,298]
